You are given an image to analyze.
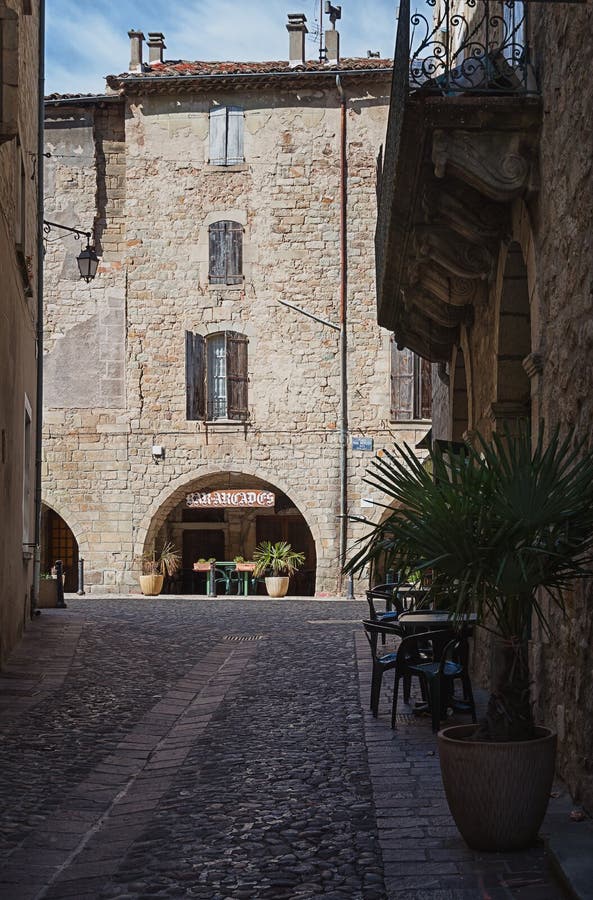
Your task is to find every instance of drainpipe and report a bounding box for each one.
[32,0,46,615]
[336,75,350,596]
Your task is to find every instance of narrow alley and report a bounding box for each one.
[0,600,565,899]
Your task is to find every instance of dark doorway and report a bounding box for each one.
[256,515,316,595]
[182,529,225,593]
[41,506,79,592]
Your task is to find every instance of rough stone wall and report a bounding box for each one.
[0,0,40,666]
[528,5,593,812]
[429,6,593,811]
[43,77,430,596]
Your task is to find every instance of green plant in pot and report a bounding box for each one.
[346,424,593,850]
[140,542,181,596]
[252,541,305,598]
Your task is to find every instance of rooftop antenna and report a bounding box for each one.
[325,2,342,27]
[320,2,341,62]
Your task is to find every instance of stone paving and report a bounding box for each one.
[0,598,567,899]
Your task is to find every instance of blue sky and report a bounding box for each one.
[46,0,398,95]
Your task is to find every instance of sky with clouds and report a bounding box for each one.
[45,0,399,95]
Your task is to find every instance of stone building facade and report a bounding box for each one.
[0,0,41,666]
[376,0,593,808]
[42,19,431,597]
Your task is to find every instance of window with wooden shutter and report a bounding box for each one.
[207,333,228,419]
[185,331,206,420]
[226,332,249,421]
[390,338,432,421]
[208,220,243,285]
[0,7,19,145]
[391,340,414,420]
[202,331,249,422]
[209,106,244,166]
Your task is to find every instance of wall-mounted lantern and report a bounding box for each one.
[43,220,99,282]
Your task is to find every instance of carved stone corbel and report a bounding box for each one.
[405,286,472,328]
[423,183,511,245]
[415,263,488,309]
[416,231,493,281]
[404,291,459,347]
[432,130,535,202]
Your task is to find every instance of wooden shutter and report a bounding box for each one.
[227,221,243,284]
[185,331,206,420]
[226,331,249,420]
[419,357,433,420]
[209,106,227,165]
[390,338,414,421]
[208,221,226,283]
[226,106,244,165]
[209,221,243,285]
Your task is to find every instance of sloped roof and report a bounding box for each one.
[112,57,393,79]
[105,57,393,93]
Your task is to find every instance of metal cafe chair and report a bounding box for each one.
[362,619,411,718]
[400,632,477,732]
[365,584,402,624]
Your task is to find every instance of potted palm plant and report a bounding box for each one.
[252,541,305,597]
[346,424,593,850]
[140,542,181,596]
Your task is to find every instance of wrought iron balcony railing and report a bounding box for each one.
[405,0,532,94]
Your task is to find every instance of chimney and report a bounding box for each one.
[128,30,145,73]
[286,14,308,67]
[325,28,340,65]
[147,32,166,64]
[324,4,341,65]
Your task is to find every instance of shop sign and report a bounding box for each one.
[186,489,275,508]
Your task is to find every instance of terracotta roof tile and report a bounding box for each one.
[109,57,393,80]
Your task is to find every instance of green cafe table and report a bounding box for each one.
[193,561,256,596]
[397,610,478,633]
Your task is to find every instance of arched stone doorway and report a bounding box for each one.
[141,473,317,596]
[451,344,469,441]
[491,241,532,433]
[40,504,79,592]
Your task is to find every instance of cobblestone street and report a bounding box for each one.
[0,599,566,899]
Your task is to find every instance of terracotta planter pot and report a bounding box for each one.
[139,574,164,596]
[193,563,213,572]
[235,563,256,572]
[438,723,557,851]
[265,576,289,598]
[37,579,60,608]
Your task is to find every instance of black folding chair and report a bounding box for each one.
[361,619,406,717]
[404,633,477,732]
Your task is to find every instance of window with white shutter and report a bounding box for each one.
[209,106,244,166]
[208,220,243,285]
[390,337,432,421]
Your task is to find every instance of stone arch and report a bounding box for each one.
[40,501,82,592]
[450,343,469,441]
[134,464,322,566]
[40,498,87,552]
[491,239,532,433]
